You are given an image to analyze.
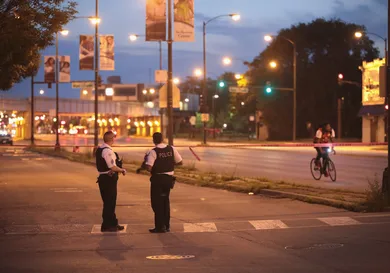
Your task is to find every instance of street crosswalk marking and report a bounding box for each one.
[318,217,361,226]
[2,215,388,236]
[183,222,218,233]
[50,188,83,193]
[249,220,288,230]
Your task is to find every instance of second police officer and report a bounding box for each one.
[95,131,127,232]
[144,132,183,233]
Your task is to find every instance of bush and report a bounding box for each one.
[364,177,387,212]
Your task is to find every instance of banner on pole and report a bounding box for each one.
[146,0,167,41]
[79,35,94,70]
[174,0,194,42]
[59,56,71,82]
[44,56,56,83]
[100,35,115,70]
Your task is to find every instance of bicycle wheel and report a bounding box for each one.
[310,158,322,180]
[327,159,337,182]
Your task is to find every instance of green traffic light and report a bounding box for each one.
[219,81,225,88]
[266,87,272,93]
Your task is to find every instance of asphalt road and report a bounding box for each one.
[15,134,388,191]
[1,147,390,273]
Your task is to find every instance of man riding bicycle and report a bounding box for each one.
[313,123,335,176]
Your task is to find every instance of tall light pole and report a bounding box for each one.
[387,0,390,201]
[202,13,240,144]
[94,0,99,149]
[167,0,173,146]
[54,30,69,151]
[265,34,297,141]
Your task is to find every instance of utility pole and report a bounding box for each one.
[386,0,390,200]
[55,32,60,151]
[30,76,35,146]
[167,0,174,146]
[94,0,99,149]
[158,40,165,138]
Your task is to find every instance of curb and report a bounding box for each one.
[258,189,366,212]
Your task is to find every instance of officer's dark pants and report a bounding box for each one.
[150,174,173,230]
[98,174,119,228]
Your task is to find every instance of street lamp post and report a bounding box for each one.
[202,13,240,144]
[265,35,297,141]
[212,94,219,139]
[167,0,174,146]
[94,0,99,150]
[54,30,69,151]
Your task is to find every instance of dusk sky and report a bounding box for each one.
[4,0,387,98]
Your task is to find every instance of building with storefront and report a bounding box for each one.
[358,58,386,142]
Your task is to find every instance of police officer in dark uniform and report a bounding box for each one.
[144,132,183,233]
[96,131,127,232]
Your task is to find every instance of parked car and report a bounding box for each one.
[0,133,13,145]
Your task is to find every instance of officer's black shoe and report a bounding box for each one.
[101,226,119,232]
[165,226,170,232]
[149,228,166,233]
[117,225,125,231]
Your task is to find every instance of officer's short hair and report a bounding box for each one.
[153,132,163,144]
[103,131,115,143]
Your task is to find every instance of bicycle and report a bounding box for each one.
[310,148,336,182]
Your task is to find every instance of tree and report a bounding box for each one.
[0,0,77,90]
[245,18,379,140]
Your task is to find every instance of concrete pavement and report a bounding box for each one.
[1,147,390,272]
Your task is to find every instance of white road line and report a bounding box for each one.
[90,224,128,234]
[54,190,83,193]
[183,222,218,233]
[249,220,289,230]
[318,217,361,226]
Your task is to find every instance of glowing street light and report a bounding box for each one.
[60,29,69,36]
[194,68,203,77]
[142,89,148,95]
[235,73,242,79]
[149,88,155,94]
[82,90,88,95]
[269,61,277,68]
[230,14,241,21]
[184,98,189,102]
[214,94,219,99]
[129,34,139,41]
[223,57,232,66]
[338,73,344,80]
[173,78,180,84]
[89,17,101,25]
[241,102,245,106]
[354,31,363,38]
[264,35,273,42]
[39,89,44,95]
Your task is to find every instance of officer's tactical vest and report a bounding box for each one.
[96,147,110,172]
[151,146,175,175]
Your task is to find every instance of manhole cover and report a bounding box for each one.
[285,243,344,250]
[146,255,195,260]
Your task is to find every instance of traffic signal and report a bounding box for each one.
[218,80,225,88]
[265,81,272,94]
[337,73,344,86]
